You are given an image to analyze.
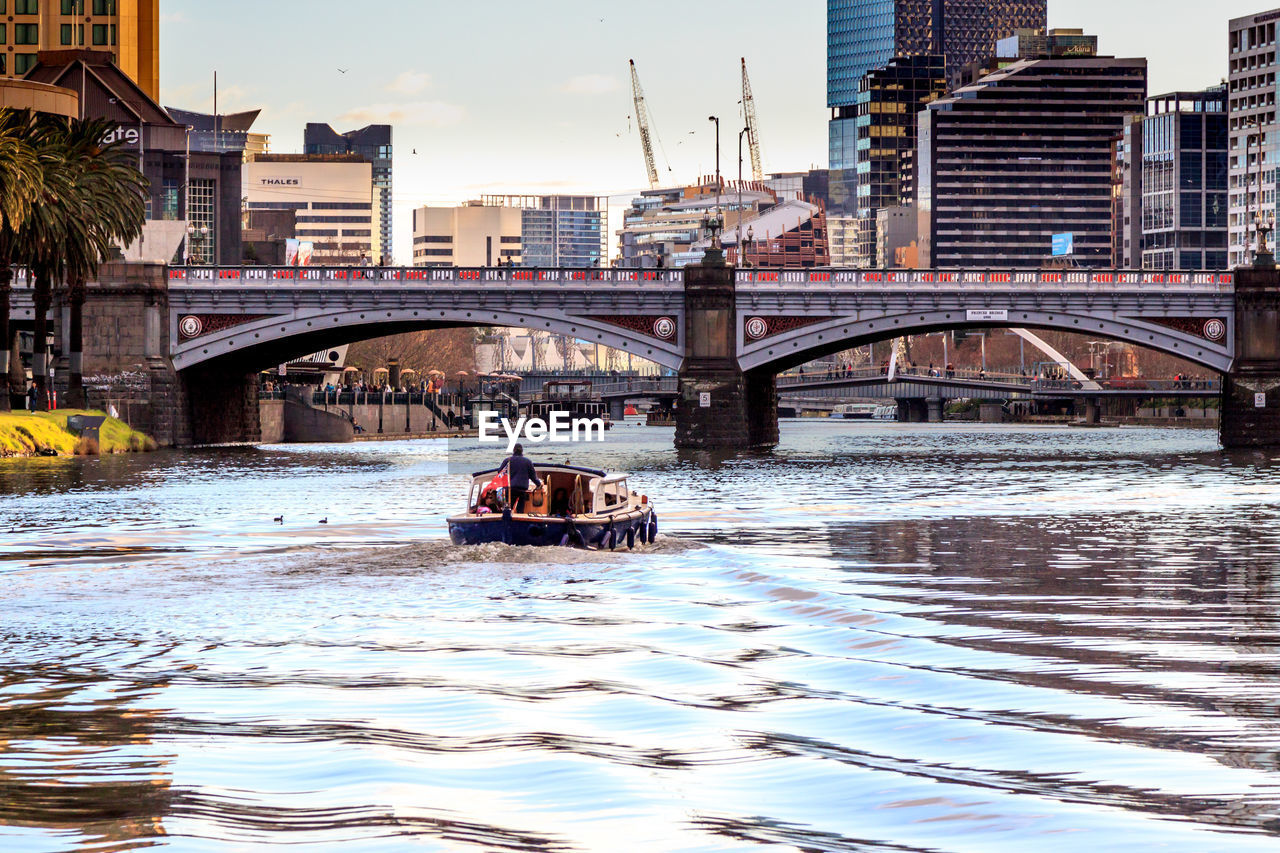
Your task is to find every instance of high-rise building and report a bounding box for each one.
[1138,87,1228,270]
[854,55,947,263]
[411,203,522,267]
[246,154,378,266]
[305,123,393,263]
[827,0,1046,259]
[919,55,1147,267]
[1228,9,1280,266]
[4,0,158,99]
[479,195,607,268]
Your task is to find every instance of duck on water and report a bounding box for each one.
[447,443,656,549]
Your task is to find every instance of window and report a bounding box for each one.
[14,0,36,13]
[13,54,37,74]
[14,23,38,44]
[60,23,71,44]
[92,0,114,13]
[92,24,107,44]
[0,55,5,75]
[61,0,83,13]
[0,26,6,43]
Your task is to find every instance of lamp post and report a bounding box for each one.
[186,224,209,264]
[738,125,750,265]
[708,115,721,247]
[745,224,754,268]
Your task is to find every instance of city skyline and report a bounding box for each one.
[160,0,1267,264]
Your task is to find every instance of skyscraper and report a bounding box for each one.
[827,0,1046,261]
[919,56,1147,268]
[2,0,159,99]
[304,123,393,263]
[1228,9,1280,267]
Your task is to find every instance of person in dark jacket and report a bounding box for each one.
[499,443,543,514]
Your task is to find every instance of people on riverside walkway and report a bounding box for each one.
[498,443,543,514]
[26,382,36,412]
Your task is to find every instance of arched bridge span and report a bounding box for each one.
[735,269,1236,375]
[167,267,688,373]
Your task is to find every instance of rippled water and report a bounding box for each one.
[4,421,1280,851]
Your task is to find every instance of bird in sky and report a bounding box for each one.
[337,68,348,74]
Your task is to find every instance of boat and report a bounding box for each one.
[525,380,612,430]
[448,463,657,549]
[830,403,878,419]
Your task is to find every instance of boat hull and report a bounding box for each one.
[448,506,655,549]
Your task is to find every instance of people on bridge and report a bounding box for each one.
[498,443,543,514]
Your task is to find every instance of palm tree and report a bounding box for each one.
[0,109,41,412]
[17,116,145,411]
[53,117,146,407]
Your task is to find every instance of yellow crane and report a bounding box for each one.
[741,57,764,182]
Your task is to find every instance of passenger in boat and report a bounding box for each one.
[549,487,572,516]
[498,443,543,514]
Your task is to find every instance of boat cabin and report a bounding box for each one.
[466,464,637,518]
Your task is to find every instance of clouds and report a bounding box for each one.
[339,101,465,128]
[388,71,432,95]
[562,74,621,95]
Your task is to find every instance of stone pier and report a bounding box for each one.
[675,253,778,450]
[1222,253,1280,447]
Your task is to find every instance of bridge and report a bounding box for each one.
[4,254,1277,449]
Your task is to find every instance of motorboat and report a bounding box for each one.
[525,380,612,430]
[830,403,878,419]
[448,463,656,549]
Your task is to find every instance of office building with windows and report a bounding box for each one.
[4,0,158,99]
[479,195,607,268]
[411,203,522,268]
[1228,9,1280,266]
[854,55,947,262]
[26,49,239,265]
[1138,87,1228,270]
[827,0,1046,262]
[245,154,377,266]
[305,123,392,263]
[918,55,1147,268]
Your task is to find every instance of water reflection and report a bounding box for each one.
[4,424,1280,849]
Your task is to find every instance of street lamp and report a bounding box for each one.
[186,224,210,264]
[708,115,721,247]
[738,125,750,265]
[745,224,754,268]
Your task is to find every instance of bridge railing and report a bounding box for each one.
[736,269,1234,291]
[168,266,686,287]
[776,366,1031,387]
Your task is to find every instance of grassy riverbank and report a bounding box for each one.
[0,409,157,458]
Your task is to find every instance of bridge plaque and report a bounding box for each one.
[966,309,1008,321]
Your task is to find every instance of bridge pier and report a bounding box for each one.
[1223,254,1280,448]
[675,255,777,450]
[896,399,929,423]
[1084,397,1101,425]
[609,398,627,422]
[927,397,944,423]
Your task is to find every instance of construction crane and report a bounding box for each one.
[630,59,660,189]
[741,57,764,182]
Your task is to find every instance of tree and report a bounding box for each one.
[0,109,40,411]
[52,117,146,407]
[10,115,145,411]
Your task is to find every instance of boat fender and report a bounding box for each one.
[502,508,513,546]
[605,519,617,551]
[638,519,648,545]
[563,517,586,549]
[648,512,658,543]
[626,525,636,550]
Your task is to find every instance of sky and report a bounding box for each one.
[160,1,1267,264]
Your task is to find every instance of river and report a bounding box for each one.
[3,420,1280,851]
